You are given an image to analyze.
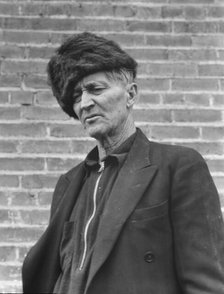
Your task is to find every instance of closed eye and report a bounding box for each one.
[73,91,82,104]
[86,85,106,95]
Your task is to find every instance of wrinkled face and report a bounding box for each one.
[72,72,132,140]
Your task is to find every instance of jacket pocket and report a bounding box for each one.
[60,221,74,269]
[129,200,169,222]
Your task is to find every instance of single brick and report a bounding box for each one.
[184,94,211,106]
[0,30,3,41]
[135,6,161,19]
[77,18,125,32]
[46,157,82,171]
[0,107,20,120]
[162,93,185,105]
[220,79,224,91]
[0,157,45,171]
[0,265,21,281]
[113,5,137,18]
[212,94,224,106]
[0,123,47,137]
[146,63,197,77]
[126,20,171,33]
[0,227,44,242]
[133,109,172,123]
[126,48,168,61]
[3,30,50,44]
[2,16,78,31]
[218,50,224,60]
[184,6,206,20]
[49,123,87,138]
[2,60,47,75]
[35,91,58,106]
[170,0,215,3]
[192,36,224,47]
[161,6,183,18]
[20,139,71,154]
[9,191,39,207]
[49,32,76,44]
[201,127,224,140]
[0,3,20,15]
[0,210,12,224]
[137,93,161,104]
[28,46,55,59]
[21,105,68,121]
[21,2,48,16]
[21,174,59,189]
[0,74,21,87]
[0,246,17,262]
[168,49,217,61]
[0,283,22,293]
[19,209,50,226]
[173,109,222,122]
[0,92,9,103]
[198,64,224,76]
[146,35,192,47]
[102,33,145,46]
[207,159,224,173]
[172,78,219,91]
[10,91,33,105]
[70,139,95,154]
[218,23,224,34]
[23,74,48,89]
[0,175,19,188]
[151,126,200,140]
[38,191,53,207]
[0,44,24,58]
[137,77,170,91]
[48,3,78,16]
[174,21,219,34]
[0,140,18,153]
[207,6,224,18]
[67,3,115,18]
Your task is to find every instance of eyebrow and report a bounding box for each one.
[82,80,109,88]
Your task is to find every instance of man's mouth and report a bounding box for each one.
[84,114,101,123]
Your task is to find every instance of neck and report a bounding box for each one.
[97,118,136,161]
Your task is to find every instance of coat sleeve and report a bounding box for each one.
[171,150,224,294]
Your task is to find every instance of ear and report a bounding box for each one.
[126,83,138,108]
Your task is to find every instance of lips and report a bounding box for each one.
[84,114,102,123]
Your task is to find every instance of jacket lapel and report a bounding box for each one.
[85,130,158,293]
[22,162,86,293]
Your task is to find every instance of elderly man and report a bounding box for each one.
[22,32,224,294]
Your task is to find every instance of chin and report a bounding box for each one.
[86,124,109,140]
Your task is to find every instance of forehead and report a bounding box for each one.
[79,72,111,85]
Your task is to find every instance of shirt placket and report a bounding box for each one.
[79,161,105,270]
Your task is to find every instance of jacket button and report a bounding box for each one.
[144,251,155,263]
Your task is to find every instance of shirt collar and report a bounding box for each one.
[85,131,137,170]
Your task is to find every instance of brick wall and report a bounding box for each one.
[0,0,224,292]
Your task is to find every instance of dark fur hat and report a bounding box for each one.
[47,32,138,119]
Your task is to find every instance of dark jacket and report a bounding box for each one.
[22,129,224,294]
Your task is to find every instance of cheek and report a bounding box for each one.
[73,103,81,118]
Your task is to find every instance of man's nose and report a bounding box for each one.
[80,91,94,110]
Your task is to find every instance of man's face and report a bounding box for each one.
[73,72,132,140]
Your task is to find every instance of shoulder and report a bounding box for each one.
[148,140,206,170]
[50,160,85,218]
[63,160,85,181]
